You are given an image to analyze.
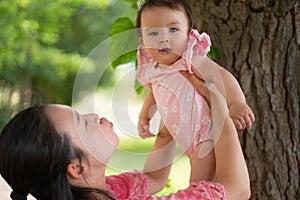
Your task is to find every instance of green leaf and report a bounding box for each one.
[109,17,135,36]
[109,17,138,69]
[208,46,221,61]
[111,50,137,69]
[125,0,139,9]
[134,79,144,94]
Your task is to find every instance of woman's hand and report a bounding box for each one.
[180,71,211,105]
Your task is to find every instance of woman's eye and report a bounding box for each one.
[170,28,178,33]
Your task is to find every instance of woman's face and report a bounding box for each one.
[140,6,189,66]
[46,104,119,165]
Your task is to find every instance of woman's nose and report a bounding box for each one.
[87,113,100,122]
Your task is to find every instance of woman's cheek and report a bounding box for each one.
[76,128,118,164]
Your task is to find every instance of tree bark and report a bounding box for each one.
[187,0,300,199]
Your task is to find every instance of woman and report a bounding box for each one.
[0,72,250,199]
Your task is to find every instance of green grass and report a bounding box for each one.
[105,137,190,196]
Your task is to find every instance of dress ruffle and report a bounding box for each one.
[137,181,226,200]
[182,29,211,73]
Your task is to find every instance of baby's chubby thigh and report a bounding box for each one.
[189,140,216,183]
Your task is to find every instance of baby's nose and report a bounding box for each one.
[159,34,170,43]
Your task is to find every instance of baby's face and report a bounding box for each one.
[140,6,189,66]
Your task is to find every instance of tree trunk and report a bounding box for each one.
[187,0,300,199]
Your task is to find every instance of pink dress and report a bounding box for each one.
[136,29,213,157]
[106,171,226,199]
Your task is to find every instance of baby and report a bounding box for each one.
[135,0,255,182]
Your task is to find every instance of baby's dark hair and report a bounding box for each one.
[136,0,194,31]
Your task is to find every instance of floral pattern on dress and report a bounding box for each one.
[136,29,214,158]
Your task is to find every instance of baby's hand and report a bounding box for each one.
[229,103,255,130]
[138,118,155,138]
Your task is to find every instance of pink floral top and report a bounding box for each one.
[136,29,214,157]
[106,171,226,199]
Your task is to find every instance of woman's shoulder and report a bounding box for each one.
[106,171,149,199]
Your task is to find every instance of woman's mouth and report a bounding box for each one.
[100,118,113,126]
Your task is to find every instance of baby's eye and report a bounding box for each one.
[148,31,158,36]
[169,28,178,33]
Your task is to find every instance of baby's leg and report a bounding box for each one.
[189,140,216,182]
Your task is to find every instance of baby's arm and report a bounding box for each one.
[217,66,255,130]
[138,91,157,138]
[191,56,255,130]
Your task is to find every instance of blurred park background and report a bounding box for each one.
[1,0,299,199]
[0,0,191,199]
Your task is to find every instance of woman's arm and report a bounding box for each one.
[143,72,251,199]
[143,126,176,195]
[214,115,251,199]
[181,71,251,199]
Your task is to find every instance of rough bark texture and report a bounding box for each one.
[187,0,300,199]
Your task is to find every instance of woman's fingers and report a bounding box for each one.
[180,71,211,103]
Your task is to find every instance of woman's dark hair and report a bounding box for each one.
[136,0,194,32]
[0,106,114,200]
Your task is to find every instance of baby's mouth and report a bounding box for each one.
[159,47,171,53]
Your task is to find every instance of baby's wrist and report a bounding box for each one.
[138,117,150,121]
[138,117,150,126]
[228,101,247,107]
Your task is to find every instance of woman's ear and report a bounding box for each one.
[66,160,84,179]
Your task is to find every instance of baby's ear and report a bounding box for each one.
[139,37,143,44]
[66,159,85,179]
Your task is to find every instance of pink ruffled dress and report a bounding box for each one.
[136,29,213,157]
[106,171,226,199]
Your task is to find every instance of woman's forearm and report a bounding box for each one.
[207,83,250,199]
[214,116,251,199]
[143,127,176,195]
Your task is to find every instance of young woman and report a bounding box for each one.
[0,73,250,200]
